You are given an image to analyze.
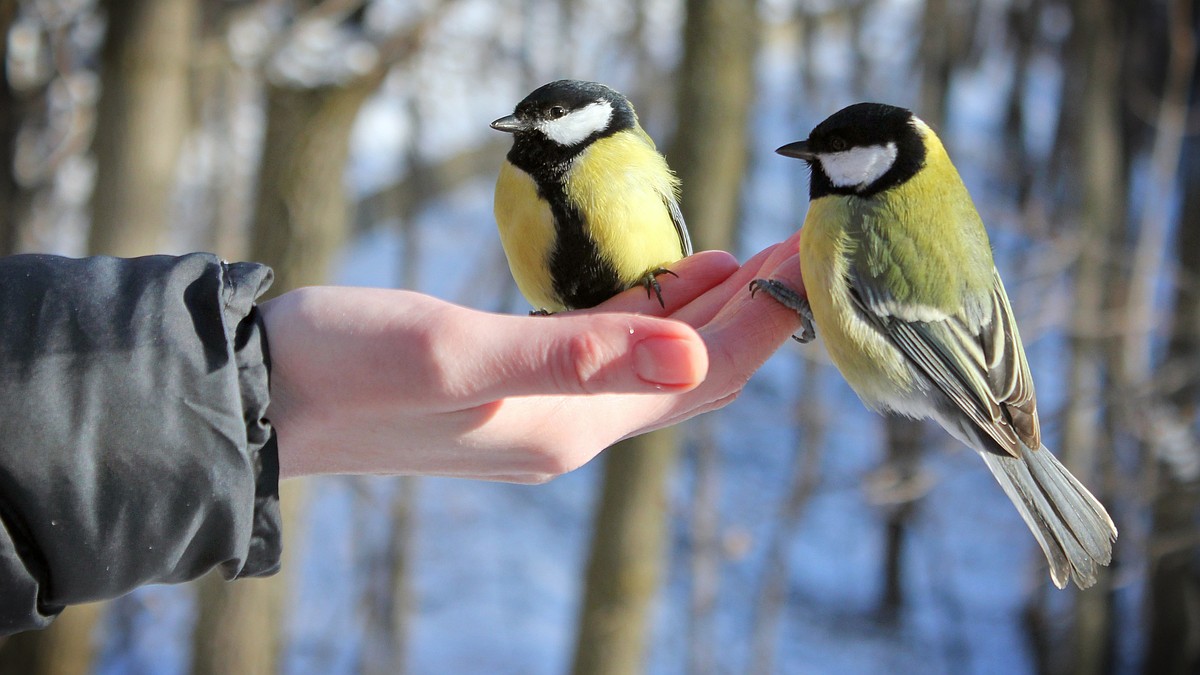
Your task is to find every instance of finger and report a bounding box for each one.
[533,382,742,451]
[582,250,739,317]
[511,244,805,439]
[669,227,806,328]
[603,270,803,436]
[616,390,742,441]
[667,242,788,328]
[717,253,806,336]
[689,252,806,393]
[748,246,808,305]
[759,227,802,263]
[442,310,710,404]
[736,230,803,289]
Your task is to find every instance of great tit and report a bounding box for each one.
[753,102,1117,589]
[491,80,691,313]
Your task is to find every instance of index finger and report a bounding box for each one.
[581,250,740,317]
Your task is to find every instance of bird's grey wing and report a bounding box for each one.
[980,268,1039,447]
[847,266,1037,457]
[665,193,692,257]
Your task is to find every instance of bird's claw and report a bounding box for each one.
[642,267,679,309]
[749,278,817,343]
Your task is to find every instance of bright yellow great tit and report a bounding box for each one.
[491,80,691,313]
[754,102,1117,589]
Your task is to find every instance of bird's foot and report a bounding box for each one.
[749,279,817,343]
[641,267,680,308]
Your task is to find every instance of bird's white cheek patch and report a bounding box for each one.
[819,142,898,189]
[537,101,614,146]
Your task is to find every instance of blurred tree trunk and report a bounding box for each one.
[193,3,256,259]
[87,0,196,256]
[916,0,950,126]
[877,418,924,617]
[190,55,386,675]
[246,78,381,295]
[570,2,757,674]
[191,569,285,675]
[672,2,756,673]
[1003,0,1042,217]
[0,603,104,675]
[667,0,757,253]
[1142,117,1200,675]
[1,1,196,672]
[684,417,721,675]
[1161,138,1200,411]
[916,0,974,130]
[1047,0,1126,672]
[0,0,25,255]
[1121,0,1196,382]
[571,432,681,675]
[188,7,439,669]
[360,477,419,675]
[1124,3,1200,671]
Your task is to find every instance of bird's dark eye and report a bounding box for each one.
[830,137,848,151]
[548,106,567,119]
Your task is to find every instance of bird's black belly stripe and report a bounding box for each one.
[540,181,624,309]
[506,143,627,310]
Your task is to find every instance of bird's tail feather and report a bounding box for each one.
[980,445,1117,589]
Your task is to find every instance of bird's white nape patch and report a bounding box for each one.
[818,142,899,189]
[536,100,614,147]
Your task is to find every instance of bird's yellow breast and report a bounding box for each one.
[563,130,684,281]
[494,161,559,310]
[799,196,919,408]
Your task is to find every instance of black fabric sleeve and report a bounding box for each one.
[0,253,280,635]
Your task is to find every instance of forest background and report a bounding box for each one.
[0,0,1197,674]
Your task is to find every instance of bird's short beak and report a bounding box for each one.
[490,115,528,133]
[776,140,815,161]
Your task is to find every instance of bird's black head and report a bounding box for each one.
[491,80,638,175]
[776,102,927,199]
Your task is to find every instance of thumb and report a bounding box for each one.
[456,311,709,402]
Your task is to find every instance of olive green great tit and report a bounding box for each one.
[491,80,691,313]
[753,102,1116,589]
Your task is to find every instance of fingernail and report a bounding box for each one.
[634,337,698,387]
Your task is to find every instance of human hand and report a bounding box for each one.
[261,233,804,483]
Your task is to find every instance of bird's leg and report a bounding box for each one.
[749,279,817,343]
[529,308,553,316]
[641,267,679,308]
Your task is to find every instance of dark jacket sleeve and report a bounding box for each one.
[0,253,280,635]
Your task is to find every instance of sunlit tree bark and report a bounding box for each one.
[570,1,757,673]
[0,0,24,255]
[0,603,105,675]
[667,0,757,253]
[87,0,196,256]
[570,432,680,675]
